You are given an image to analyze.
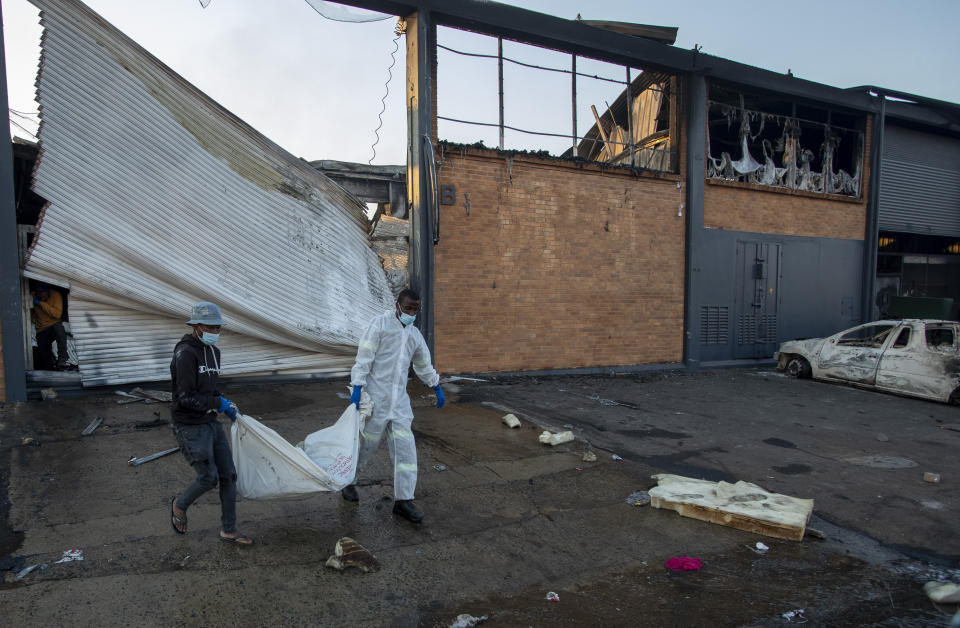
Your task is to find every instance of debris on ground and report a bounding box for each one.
[501,413,521,428]
[923,472,941,483]
[557,388,639,408]
[582,451,597,463]
[538,430,574,446]
[21,437,35,446]
[448,613,487,628]
[940,424,960,433]
[324,537,380,573]
[127,446,180,467]
[40,388,58,401]
[875,432,889,442]
[924,581,960,603]
[781,608,807,623]
[750,541,770,554]
[648,474,814,541]
[545,591,560,602]
[16,564,46,579]
[55,549,83,563]
[134,418,168,430]
[625,490,650,506]
[81,417,103,436]
[115,388,172,404]
[433,464,447,472]
[665,556,702,571]
[612,454,623,461]
[805,527,826,540]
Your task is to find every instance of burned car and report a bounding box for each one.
[775,320,960,404]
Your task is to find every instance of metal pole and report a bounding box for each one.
[626,66,633,166]
[571,54,577,157]
[862,95,885,323]
[0,4,28,402]
[683,72,707,371]
[498,37,504,150]
[405,9,436,353]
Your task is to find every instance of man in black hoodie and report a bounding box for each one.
[169,301,253,545]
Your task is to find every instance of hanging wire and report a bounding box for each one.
[437,43,628,85]
[370,31,402,164]
[9,118,38,138]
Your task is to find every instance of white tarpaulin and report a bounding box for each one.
[25,0,394,385]
[231,394,371,500]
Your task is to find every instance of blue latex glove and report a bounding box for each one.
[433,385,445,409]
[349,385,362,410]
[33,298,40,305]
[218,395,238,416]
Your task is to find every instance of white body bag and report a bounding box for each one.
[230,393,371,499]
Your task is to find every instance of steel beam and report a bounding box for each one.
[683,73,707,371]
[405,10,436,353]
[0,5,28,402]
[862,97,886,323]
[335,0,881,113]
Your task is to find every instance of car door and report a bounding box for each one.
[878,322,960,401]
[816,322,898,385]
[875,323,922,396]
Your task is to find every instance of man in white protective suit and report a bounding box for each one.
[341,288,445,523]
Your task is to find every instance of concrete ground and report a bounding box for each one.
[0,368,958,626]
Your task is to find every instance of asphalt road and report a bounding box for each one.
[0,368,957,626]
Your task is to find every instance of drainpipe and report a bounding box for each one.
[683,72,707,370]
[862,93,885,323]
[0,6,28,402]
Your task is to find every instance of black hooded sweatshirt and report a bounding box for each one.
[170,333,223,425]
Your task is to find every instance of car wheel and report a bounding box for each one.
[785,356,812,379]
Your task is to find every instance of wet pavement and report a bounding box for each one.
[1,368,958,626]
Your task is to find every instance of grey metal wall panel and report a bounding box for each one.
[878,125,960,236]
[24,0,393,385]
[696,228,864,361]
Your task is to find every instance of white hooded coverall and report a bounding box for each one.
[350,310,439,500]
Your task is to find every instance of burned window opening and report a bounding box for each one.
[707,84,865,197]
[436,28,678,173]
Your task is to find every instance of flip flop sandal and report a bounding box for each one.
[219,533,254,546]
[170,496,186,535]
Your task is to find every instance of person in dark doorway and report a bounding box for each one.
[168,301,253,545]
[31,284,68,370]
[341,288,445,523]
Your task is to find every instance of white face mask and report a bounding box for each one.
[396,302,417,326]
[199,331,220,345]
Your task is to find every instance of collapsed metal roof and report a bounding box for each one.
[24,0,394,385]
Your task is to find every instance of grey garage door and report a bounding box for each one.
[878,125,960,237]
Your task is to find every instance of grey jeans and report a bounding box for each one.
[172,420,237,533]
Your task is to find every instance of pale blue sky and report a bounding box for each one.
[4,0,959,164]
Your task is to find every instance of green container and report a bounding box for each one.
[887,296,954,320]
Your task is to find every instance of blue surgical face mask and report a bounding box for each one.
[200,332,220,345]
[398,312,416,326]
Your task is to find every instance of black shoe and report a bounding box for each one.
[392,500,423,523]
[341,485,359,502]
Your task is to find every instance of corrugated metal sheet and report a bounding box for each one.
[878,124,960,236]
[25,0,393,385]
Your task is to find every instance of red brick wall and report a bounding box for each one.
[704,182,867,239]
[434,148,686,373]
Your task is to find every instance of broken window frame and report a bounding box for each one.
[435,29,680,174]
[706,82,866,198]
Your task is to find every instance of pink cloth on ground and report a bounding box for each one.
[665,556,702,571]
